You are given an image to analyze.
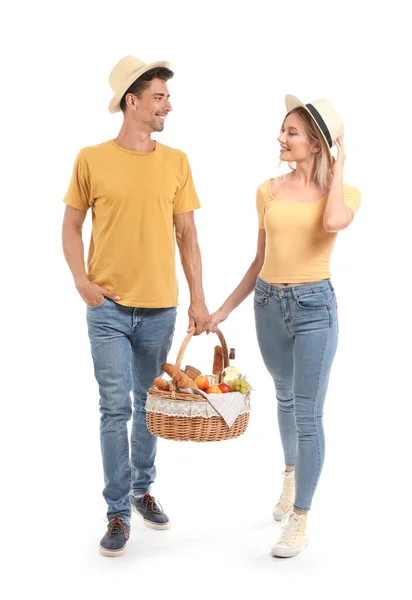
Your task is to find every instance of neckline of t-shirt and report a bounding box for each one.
[266,179,328,204]
[110,139,160,156]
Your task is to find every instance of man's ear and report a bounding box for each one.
[125,93,138,111]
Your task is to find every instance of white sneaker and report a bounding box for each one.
[272,470,295,522]
[271,512,309,558]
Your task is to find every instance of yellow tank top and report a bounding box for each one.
[256,180,361,284]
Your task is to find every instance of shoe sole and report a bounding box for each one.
[273,507,293,522]
[271,539,309,558]
[132,505,171,530]
[99,545,127,557]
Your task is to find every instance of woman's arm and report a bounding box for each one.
[206,229,266,332]
[323,136,354,232]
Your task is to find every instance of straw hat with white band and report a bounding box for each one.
[108,55,171,113]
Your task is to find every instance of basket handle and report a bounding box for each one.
[172,327,230,383]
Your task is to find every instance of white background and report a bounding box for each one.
[2,0,411,598]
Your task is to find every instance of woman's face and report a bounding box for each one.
[277,112,319,163]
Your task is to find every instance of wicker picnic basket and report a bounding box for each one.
[146,328,250,442]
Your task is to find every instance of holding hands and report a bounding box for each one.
[206,306,230,334]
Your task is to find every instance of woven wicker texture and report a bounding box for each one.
[147,411,250,442]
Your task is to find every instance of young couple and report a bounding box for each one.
[62,55,361,559]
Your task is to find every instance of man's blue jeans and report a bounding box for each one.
[254,277,338,511]
[87,298,176,522]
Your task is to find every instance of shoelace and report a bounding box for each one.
[277,475,294,508]
[108,516,129,540]
[141,492,163,514]
[278,516,301,546]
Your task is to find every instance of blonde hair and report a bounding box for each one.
[283,107,332,193]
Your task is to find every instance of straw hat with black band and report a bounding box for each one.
[285,95,344,158]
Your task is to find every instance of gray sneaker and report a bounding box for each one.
[99,516,130,557]
[131,493,170,530]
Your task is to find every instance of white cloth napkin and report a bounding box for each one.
[181,388,248,427]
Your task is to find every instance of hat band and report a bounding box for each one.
[305,103,332,148]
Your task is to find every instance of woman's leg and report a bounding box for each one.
[289,281,339,513]
[254,279,296,469]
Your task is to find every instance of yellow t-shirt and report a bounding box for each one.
[256,180,361,284]
[63,140,201,307]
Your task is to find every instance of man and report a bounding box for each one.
[62,55,209,557]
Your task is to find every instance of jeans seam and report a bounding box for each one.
[309,333,329,506]
[327,298,338,326]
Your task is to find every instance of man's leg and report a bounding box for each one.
[87,299,133,522]
[129,307,176,529]
[130,307,176,493]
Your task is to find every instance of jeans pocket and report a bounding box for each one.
[87,297,106,309]
[295,291,330,311]
[254,289,269,307]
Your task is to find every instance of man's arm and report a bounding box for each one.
[174,211,209,334]
[62,205,120,306]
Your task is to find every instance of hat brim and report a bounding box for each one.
[109,60,171,113]
[285,94,333,157]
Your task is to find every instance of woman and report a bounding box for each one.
[207,95,361,558]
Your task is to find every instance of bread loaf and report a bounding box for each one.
[154,377,170,391]
[162,363,197,389]
[184,365,201,380]
[212,346,224,380]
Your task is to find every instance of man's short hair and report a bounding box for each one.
[120,67,174,112]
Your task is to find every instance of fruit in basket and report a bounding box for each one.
[225,376,251,394]
[222,366,241,382]
[205,385,222,394]
[195,375,209,390]
[218,383,232,393]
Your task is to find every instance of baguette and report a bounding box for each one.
[162,363,197,389]
[212,346,224,380]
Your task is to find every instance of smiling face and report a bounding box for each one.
[278,111,321,163]
[124,78,172,132]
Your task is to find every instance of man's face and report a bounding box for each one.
[126,78,172,132]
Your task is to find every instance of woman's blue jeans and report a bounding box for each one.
[254,277,338,511]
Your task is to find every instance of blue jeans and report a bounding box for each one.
[86,299,176,522]
[254,277,338,511]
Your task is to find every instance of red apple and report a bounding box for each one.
[218,383,233,393]
[205,385,222,394]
